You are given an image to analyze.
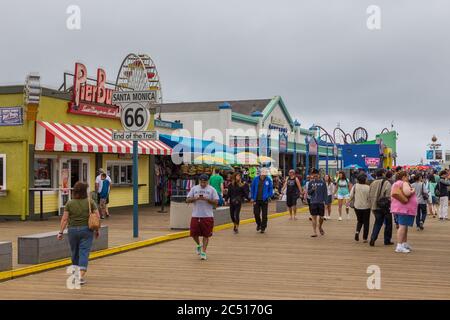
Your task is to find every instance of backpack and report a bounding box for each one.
[435,183,441,197]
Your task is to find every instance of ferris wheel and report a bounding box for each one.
[115,53,162,103]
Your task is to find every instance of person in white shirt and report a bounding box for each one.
[186,174,219,261]
[95,168,112,218]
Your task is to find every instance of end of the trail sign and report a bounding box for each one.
[112,91,157,104]
[112,130,157,141]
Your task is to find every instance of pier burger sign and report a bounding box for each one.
[68,62,120,119]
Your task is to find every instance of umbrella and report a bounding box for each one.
[258,155,276,164]
[194,155,228,165]
[235,152,259,166]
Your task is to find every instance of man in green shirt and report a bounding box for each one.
[209,169,224,206]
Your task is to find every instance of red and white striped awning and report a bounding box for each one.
[35,121,172,155]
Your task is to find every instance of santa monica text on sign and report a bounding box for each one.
[112,130,157,141]
[112,91,157,104]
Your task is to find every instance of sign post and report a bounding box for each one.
[112,91,157,238]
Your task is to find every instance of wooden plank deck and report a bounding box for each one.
[0,205,449,299]
[0,204,264,268]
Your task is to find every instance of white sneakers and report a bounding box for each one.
[338,217,343,221]
[395,243,412,253]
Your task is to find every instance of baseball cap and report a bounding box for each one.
[98,168,105,174]
[199,174,209,181]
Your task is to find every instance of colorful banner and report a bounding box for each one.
[309,139,318,156]
[365,157,380,168]
[279,133,287,153]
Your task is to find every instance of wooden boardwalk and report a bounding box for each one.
[0,204,262,268]
[0,205,449,299]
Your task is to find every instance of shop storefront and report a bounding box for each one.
[0,61,175,220]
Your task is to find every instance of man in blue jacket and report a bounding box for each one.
[308,169,328,237]
[251,168,274,233]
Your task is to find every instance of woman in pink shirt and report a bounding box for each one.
[391,171,417,253]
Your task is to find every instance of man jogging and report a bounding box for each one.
[251,168,274,233]
[308,169,328,237]
[186,174,219,260]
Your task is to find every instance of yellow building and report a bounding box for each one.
[0,71,174,220]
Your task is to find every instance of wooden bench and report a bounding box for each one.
[18,226,108,265]
[0,241,12,271]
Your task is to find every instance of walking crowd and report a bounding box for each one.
[57,164,450,285]
[185,166,450,260]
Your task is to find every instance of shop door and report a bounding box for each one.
[58,158,89,215]
[59,158,71,215]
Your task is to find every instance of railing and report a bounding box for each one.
[29,188,73,221]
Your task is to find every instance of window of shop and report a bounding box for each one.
[34,158,55,188]
[0,154,5,190]
[107,162,133,185]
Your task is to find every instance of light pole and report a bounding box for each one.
[293,120,301,172]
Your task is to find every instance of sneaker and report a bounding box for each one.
[79,278,86,285]
[439,218,444,221]
[402,243,413,251]
[260,229,266,234]
[416,227,421,231]
[384,242,394,246]
[354,233,359,241]
[200,252,207,260]
[369,239,375,247]
[256,225,261,231]
[395,244,410,253]
[338,217,343,221]
[195,245,202,255]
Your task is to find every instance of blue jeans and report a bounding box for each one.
[370,210,393,244]
[416,204,427,227]
[68,226,94,271]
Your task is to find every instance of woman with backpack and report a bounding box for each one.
[335,171,352,221]
[436,170,450,221]
[391,171,417,253]
[57,182,100,285]
[224,172,250,233]
[349,174,371,242]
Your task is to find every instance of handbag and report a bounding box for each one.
[376,180,391,210]
[421,183,429,201]
[392,182,408,204]
[348,185,356,209]
[88,198,101,231]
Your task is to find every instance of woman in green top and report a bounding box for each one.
[427,174,438,218]
[57,182,100,285]
[334,171,352,221]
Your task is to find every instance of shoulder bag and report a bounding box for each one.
[376,180,391,211]
[88,198,101,231]
[392,182,408,204]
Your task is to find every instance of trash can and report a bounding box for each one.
[169,195,192,230]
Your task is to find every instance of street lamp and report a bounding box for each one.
[309,125,319,171]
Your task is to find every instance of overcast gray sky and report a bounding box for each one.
[1,0,449,164]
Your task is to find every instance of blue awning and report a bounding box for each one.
[159,134,230,153]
